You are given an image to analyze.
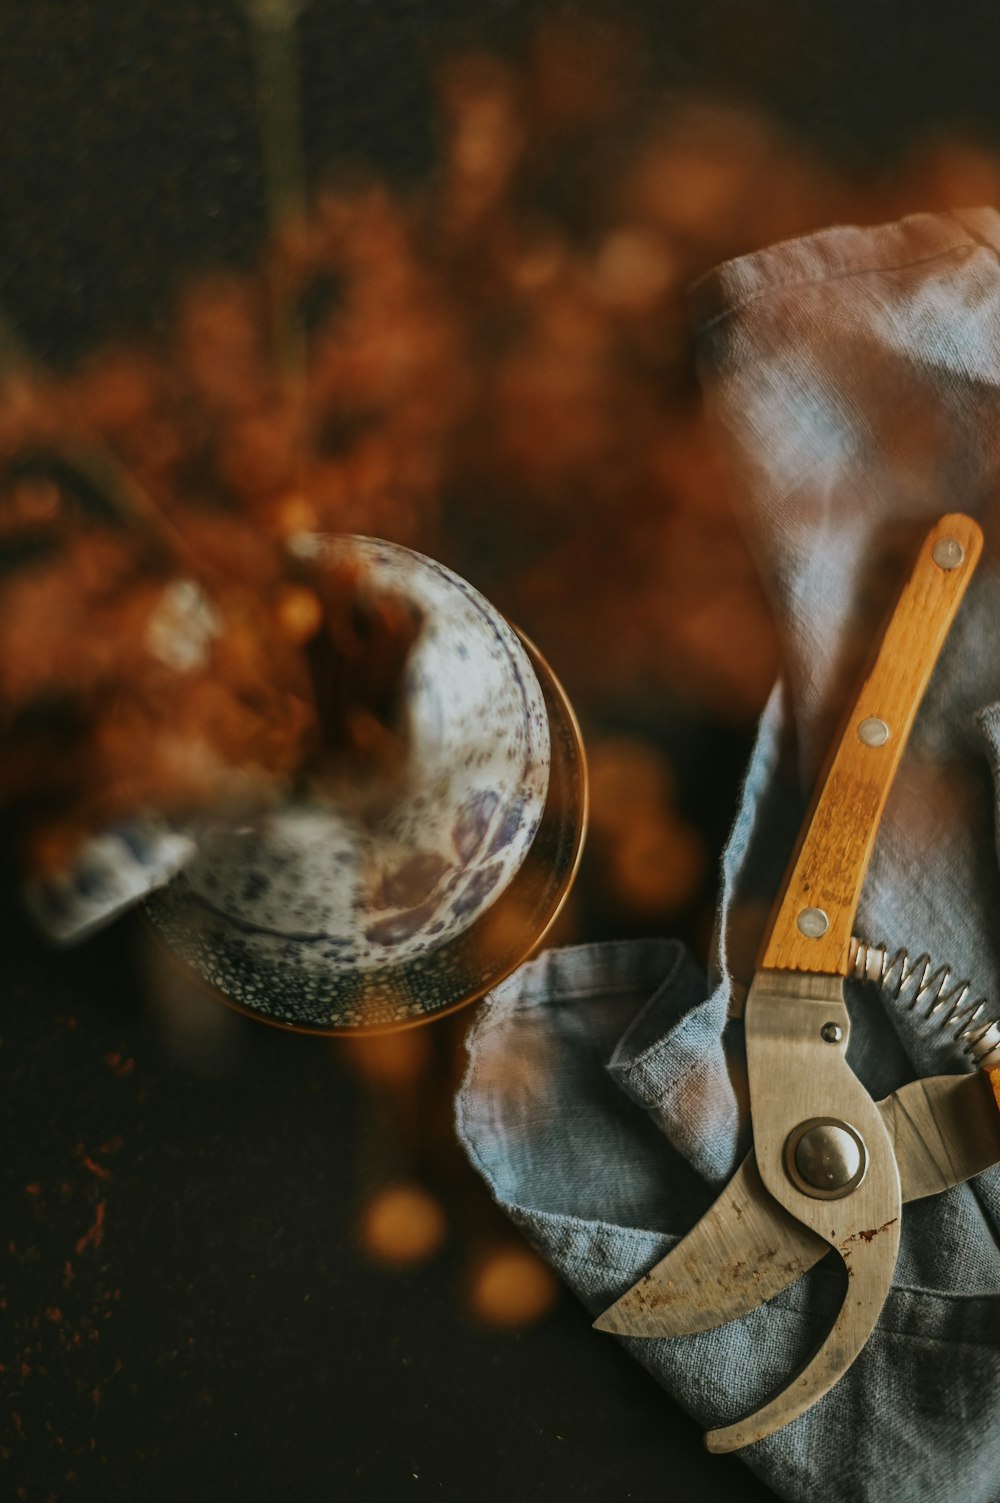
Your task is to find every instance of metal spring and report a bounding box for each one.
[849,938,1000,1070]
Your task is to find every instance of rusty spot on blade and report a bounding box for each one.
[842,1217,898,1247]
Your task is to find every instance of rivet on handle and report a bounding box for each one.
[932,537,965,570]
[857,717,890,747]
[797,908,829,938]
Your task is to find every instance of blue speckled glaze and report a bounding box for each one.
[178,537,551,973]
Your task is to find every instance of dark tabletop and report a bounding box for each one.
[2,896,775,1503]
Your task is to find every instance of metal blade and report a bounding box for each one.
[705,1211,901,1452]
[879,1071,1000,1201]
[595,1068,1000,1341]
[593,1152,828,1337]
[704,968,905,1449]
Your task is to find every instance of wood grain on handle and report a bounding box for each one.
[760,513,983,976]
[990,1064,1000,1118]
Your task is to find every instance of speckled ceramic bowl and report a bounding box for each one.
[145,626,586,1034]
[169,538,551,976]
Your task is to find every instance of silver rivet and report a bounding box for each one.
[932,537,965,571]
[797,907,829,938]
[857,716,890,747]
[821,1022,844,1044]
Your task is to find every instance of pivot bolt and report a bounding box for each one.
[784,1118,868,1199]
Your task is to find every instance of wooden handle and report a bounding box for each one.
[761,513,983,975]
[990,1064,1000,1118]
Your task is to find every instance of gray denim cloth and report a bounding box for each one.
[456,210,1000,1502]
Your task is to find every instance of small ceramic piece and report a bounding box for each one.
[175,537,551,970]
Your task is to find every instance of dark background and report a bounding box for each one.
[5,0,1000,363]
[4,4,1000,1500]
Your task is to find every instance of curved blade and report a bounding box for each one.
[593,1152,827,1337]
[706,1212,900,1451]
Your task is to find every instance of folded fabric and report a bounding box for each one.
[457,209,1000,1502]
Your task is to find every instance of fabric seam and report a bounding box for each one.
[697,241,980,336]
